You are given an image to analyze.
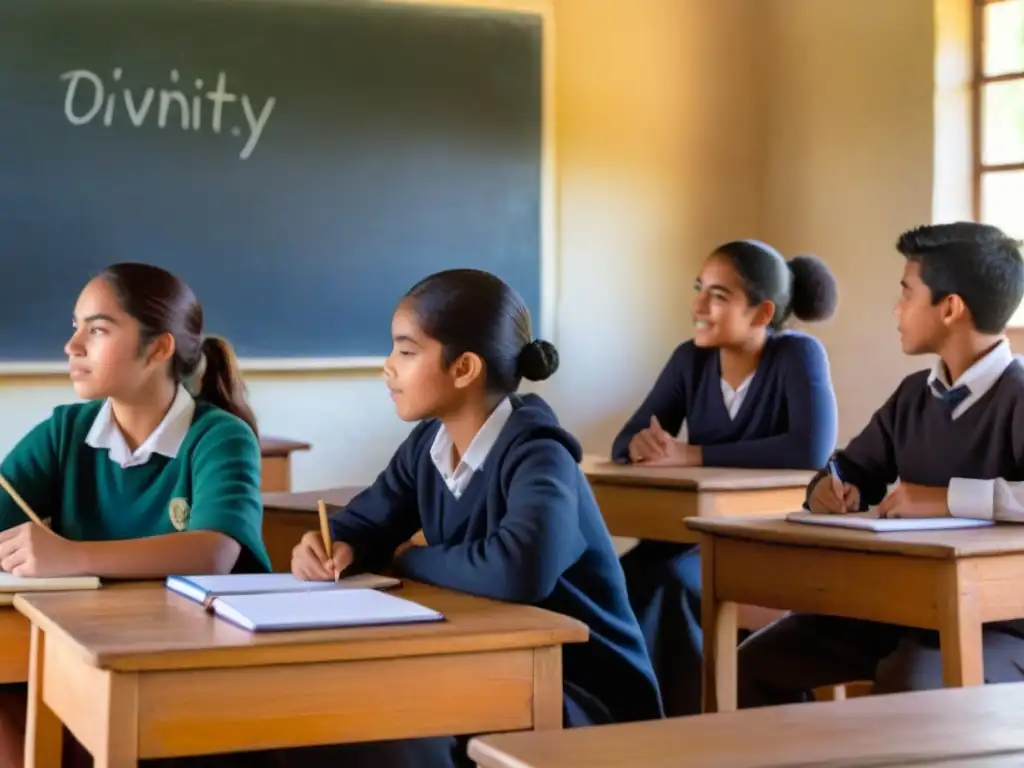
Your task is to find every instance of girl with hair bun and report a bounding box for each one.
[611,239,840,717]
[291,268,662,767]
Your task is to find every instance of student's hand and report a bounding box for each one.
[807,476,860,514]
[628,417,671,463]
[876,483,950,519]
[291,531,354,581]
[0,522,83,577]
[629,416,700,466]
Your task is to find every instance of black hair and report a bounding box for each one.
[896,222,1024,334]
[99,263,258,434]
[712,240,838,329]
[402,268,558,394]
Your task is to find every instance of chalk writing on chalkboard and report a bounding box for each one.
[59,68,276,160]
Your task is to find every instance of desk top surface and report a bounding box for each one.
[258,436,313,457]
[469,683,1024,768]
[579,455,813,491]
[15,582,587,673]
[261,486,365,513]
[687,516,1024,558]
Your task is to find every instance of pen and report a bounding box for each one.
[826,456,846,510]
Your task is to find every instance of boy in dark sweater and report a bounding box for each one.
[738,222,1024,706]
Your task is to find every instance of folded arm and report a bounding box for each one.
[805,384,903,508]
[611,345,691,462]
[395,440,587,604]
[947,407,1024,522]
[330,430,424,573]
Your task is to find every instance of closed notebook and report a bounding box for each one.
[209,588,445,632]
[166,572,400,606]
[786,510,995,532]
[0,573,100,605]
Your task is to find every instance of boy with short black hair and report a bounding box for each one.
[738,222,1024,705]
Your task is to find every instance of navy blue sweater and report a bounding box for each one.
[611,330,837,469]
[330,394,664,726]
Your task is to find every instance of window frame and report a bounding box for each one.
[971,0,1024,220]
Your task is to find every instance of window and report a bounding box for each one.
[974,0,1024,320]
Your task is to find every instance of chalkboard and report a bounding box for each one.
[0,0,544,366]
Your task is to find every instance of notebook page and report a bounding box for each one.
[168,572,399,597]
[786,511,994,532]
[0,573,100,592]
[211,588,444,632]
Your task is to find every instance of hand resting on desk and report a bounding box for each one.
[627,416,702,467]
[875,482,950,519]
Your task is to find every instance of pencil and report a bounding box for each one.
[317,498,338,581]
[0,473,49,531]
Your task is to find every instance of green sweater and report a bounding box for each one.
[0,399,271,573]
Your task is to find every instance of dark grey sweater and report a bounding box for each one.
[809,362,1024,506]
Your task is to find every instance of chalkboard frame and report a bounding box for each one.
[0,0,556,376]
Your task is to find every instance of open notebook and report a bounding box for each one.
[166,572,400,606]
[786,510,995,532]
[208,588,445,632]
[0,573,100,605]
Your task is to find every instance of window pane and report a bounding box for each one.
[982,79,1024,165]
[982,170,1024,325]
[983,0,1024,77]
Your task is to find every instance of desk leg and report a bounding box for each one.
[93,671,139,768]
[700,536,737,713]
[532,646,563,730]
[25,625,62,768]
[938,562,984,688]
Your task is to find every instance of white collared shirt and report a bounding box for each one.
[85,385,196,469]
[720,374,754,420]
[429,397,513,499]
[937,341,1024,522]
[927,339,1015,420]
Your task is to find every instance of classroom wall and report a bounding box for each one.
[756,0,937,442]
[0,0,763,488]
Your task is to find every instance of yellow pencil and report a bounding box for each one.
[0,473,49,531]
[317,498,338,581]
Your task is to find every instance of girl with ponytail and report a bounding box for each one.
[0,261,272,768]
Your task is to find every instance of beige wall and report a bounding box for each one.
[757,0,938,441]
[0,0,763,487]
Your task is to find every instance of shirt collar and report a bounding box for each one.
[926,339,1015,418]
[429,397,514,479]
[85,384,196,468]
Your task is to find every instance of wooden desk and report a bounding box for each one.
[262,487,365,572]
[580,455,811,544]
[259,436,312,492]
[18,582,588,768]
[0,607,30,684]
[688,517,1024,713]
[468,682,1024,767]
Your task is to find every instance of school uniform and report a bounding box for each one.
[272,394,663,768]
[0,385,270,571]
[0,387,273,768]
[611,330,837,715]
[738,340,1024,707]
